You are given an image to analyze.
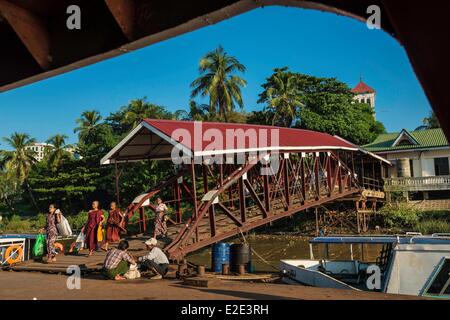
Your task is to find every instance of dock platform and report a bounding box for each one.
[5,236,151,274]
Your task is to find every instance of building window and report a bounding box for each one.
[434,157,449,176]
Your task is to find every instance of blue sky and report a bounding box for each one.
[0,6,432,148]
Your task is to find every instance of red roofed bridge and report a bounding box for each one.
[101,119,389,260]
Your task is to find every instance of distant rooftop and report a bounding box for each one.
[351,80,375,94]
[363,128,448,153]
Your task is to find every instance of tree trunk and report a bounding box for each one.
[24,179,40,212]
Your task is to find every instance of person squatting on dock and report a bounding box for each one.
[138,237,169,280]
[102,240,136,280]
[83,201,105,256]
[43,204,62,263]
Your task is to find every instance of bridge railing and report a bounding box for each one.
[383,175,450,192]
[361,176,384,192]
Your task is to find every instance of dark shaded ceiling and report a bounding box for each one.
[0,0,449,140]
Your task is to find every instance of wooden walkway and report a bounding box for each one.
[8,236,151,274]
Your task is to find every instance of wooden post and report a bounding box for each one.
[315,207,319,236]
[361,158,365,187]
[197,265,205,276]
[356,201,361,234]
[174,180,182,223]
[114,162,121,206]
[350,244,354,260]
[139,207,146,233]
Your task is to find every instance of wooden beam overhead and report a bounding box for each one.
[104,0,135,41]
[0,0,50,70]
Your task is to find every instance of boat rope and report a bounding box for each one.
[237,228,279,272]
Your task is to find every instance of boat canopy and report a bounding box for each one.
[310,235,450,245]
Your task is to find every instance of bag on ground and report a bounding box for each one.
[124,264,141,279]
[75,231,85,250]
[33,234,45,256]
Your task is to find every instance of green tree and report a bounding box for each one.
[175,101,210,121]
[1,133,40,211]
[74,110,114,161]
[256,68,385,145]
[107,98,173,136]
[257,67,304,127]
[190,46,247,121]
[0,162,19,212]
[297,76,385,145]
[46,134,72,171]
[74,110,103,143]
[422,111,440,129]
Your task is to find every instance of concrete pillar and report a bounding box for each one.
[403,191,409,202]
[397,158,411,178]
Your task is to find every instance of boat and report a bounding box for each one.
[280,234,450,298]
[0,234,76,266]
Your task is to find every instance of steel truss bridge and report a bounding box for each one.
[101,119,389,260]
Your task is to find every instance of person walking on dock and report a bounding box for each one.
[43,204,61,263]
[138,238,169,280]
[102,240,136,280]
[102,201,124,251]
[83,201,105,256]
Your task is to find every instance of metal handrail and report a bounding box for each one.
[384,175,450,186]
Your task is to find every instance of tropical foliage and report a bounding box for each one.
[253,67,386,145]
[0,46,393,221]
[190,46,247,121]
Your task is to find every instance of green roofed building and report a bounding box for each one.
[363,128,450,201]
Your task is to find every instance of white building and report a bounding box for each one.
[364,128,450,200]
[25,142,52,162]
[351,79,376,118]
[25,143,77,162]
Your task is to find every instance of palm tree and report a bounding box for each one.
[175,101,210,121]
[46,134,71,170]
[190,46,247,121]
[0,162,19,211]
[258,68,304,127]
[74,110,102,142]
[1,132,39,211]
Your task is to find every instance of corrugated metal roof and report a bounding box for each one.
[363,128,449,152]
[101,119,364,164]
[144,119,356,153]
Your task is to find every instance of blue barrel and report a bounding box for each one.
[211,242,231,273]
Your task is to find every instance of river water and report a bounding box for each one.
[187,235,384,272]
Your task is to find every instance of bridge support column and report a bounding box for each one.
[238,176,246,223]
[174,179,182,223]
[263,168,270,216]
[283,155,290,208]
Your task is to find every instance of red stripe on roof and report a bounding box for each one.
[144,119,355,152]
